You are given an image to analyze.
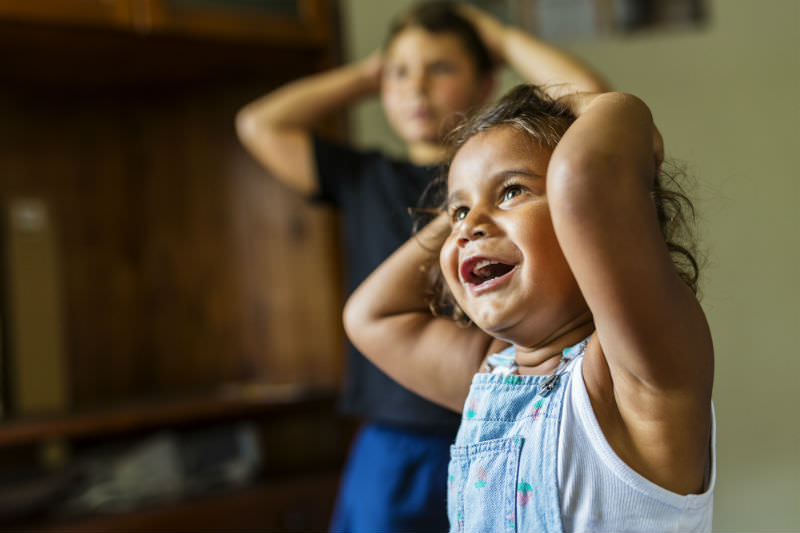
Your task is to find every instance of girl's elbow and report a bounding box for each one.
[342,292,382,348]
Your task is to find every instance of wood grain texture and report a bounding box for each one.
[0,79,344,410]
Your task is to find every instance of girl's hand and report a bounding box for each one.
[457,4,507,64]
[653,124,664,173]
[557,91,603,116]
[559,92,664,173]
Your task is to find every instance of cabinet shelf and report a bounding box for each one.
[0,383,338,448]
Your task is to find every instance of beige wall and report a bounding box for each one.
[340,0,800,529]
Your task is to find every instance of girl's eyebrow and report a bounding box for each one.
[494,168,544,180]
[445,190,465,209]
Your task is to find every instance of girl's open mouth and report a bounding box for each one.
[460,257,516,293]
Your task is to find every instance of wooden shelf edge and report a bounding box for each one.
[0,383,339,447]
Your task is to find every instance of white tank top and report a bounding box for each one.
[558,357,716,532]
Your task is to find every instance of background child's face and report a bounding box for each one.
[439,126,587,345]
[381,27,491,145]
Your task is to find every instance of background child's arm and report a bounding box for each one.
[548,92,713,494]
[344,214,500,412]
[458,5,609,96]
[235,52,382,196]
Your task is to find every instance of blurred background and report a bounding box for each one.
[0,0,796,531]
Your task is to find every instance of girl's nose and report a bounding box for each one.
[456,211,489,247]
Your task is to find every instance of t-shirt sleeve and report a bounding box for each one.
[310,134,365,207]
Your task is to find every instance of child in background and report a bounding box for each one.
[343,85,715,532]
[236,2,607,531]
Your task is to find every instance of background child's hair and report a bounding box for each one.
[415,84,700,324]
[385,0,495,77]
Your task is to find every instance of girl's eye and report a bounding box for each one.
[502,185,524,201]
[451,206,469,222]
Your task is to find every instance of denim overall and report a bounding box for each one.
[447,339,587,533]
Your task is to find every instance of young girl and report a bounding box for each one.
[344,85,715,532]
[236,2,607,531]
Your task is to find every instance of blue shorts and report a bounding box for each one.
[329,422,453,533]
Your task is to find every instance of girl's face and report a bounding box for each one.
[439,126,588,346]
[381,27,490,146]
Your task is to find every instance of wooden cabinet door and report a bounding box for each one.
[0,0,133,29]
[138,0,333,46]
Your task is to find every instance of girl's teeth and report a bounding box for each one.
[474,260,493,274]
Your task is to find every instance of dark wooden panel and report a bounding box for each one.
[0,79,344,411]
[0,21,332,88]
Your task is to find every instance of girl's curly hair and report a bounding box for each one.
[414,84,701,325]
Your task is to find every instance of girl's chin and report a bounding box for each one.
[468,312,512,337]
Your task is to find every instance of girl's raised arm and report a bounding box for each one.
[343,214,499,412]
[547,92,713,494]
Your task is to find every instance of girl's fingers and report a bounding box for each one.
[653,125,664,173]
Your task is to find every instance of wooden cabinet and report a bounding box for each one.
[0,0,350,530]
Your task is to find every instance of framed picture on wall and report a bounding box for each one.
[467,0,708,42]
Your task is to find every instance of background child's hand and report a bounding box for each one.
[456,4,506,65]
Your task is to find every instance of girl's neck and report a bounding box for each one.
[512,319,595,376]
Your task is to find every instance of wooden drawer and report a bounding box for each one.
[0,0,133,30]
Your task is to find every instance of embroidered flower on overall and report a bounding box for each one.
[507,512,516,529]
[473,465,488,490]
[465,396,479,419]
[530,398,545,420]
[517,479,533,506]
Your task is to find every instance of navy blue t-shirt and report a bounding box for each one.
[312,135,460,432]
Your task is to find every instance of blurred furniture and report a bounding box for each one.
[0,383,352,532]
[0,0,350,530]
